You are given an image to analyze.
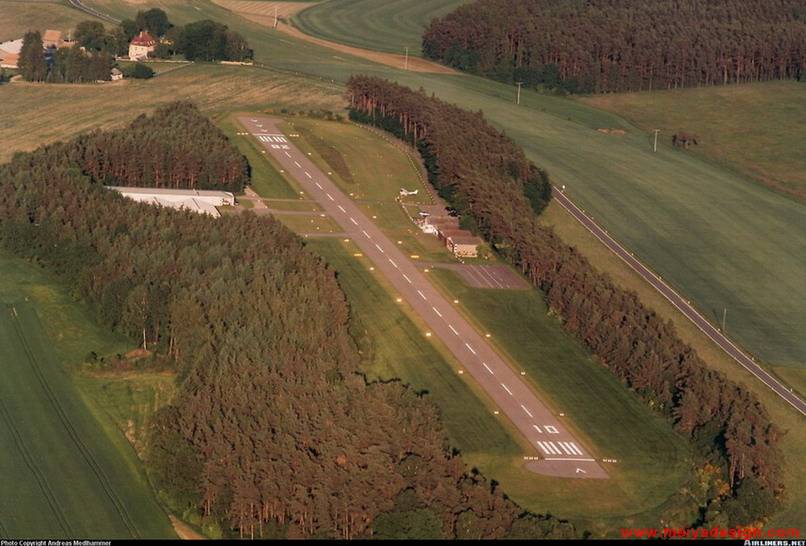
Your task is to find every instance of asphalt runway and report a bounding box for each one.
[552,188,806,417]
[241,116,608,479]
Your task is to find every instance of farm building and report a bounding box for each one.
[128,31,156,60]
[447,234,483,258]
[0,38,23,68]
[106,186,235,218]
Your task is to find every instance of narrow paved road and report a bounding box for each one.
[552,188,806,417]
[241,116,608,479]
[67,0,120,23]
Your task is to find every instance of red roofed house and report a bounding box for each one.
[128,31,156,61]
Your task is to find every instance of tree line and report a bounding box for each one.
[0,102,576,539]
[18,30,114,83]
[422,0,806,93]
[73,102,248,192]
[347,75,784,527]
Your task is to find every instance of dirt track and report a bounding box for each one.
[277,22,456,74]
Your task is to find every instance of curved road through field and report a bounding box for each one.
[241,116,608,479]
[552,188,806,417]
[67,0,120,23]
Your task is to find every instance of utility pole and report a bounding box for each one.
[722,307,727,332]
[404,46,409,71]
[653,129,660,152]
[516,82,524,105]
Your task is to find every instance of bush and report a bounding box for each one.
[122,62,154,79]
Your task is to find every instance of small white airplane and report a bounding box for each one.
[399,188,419,196]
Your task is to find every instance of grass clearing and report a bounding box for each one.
[211,0,313,28]
[0,0,99,41]
[293,0,469,56]
[0,253,173,538]
[540,201,806,528]
[580,81,806,203]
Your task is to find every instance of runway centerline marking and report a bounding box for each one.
[417,290,427,300]
[501,383,513,396]
[326,194,334,201]
[315,182,323,189]
[338,205,346,213]
[350,217,358,225]
[482,362,494,374]
[520,405,533,418]
[294,161,301,168]
[402,274,412,283]
[284,151,291,157]
[362,230,370,238]
[305,172,312,179]
[448,324,459,335]
[389,259,398,268]
[375,244,384,253]
[465,343,476,355]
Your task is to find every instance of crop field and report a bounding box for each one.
[581,81,806,203]
[0,0,98,42]
[293,0,470,56]
[0,252,173,537]
[211,0,313,28]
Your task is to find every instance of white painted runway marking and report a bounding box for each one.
[465,343,476,355]
[544,457,595,462]
[389,259,398,268]
[533,424,543,433]
[448,324,459,335]
[402,274,412,283]
[558,442,574,455]
[284,151,291,157]
[350,217,358,225]
[417,290,427,300]
[315,182,323,189]
[545,441,562,455]
[520,405,533,418]
[501,383,513,396]
[338,205,346,213]
[375,244,384,253]
[432,307,442,317]
[305,172,312,179]
[482,362,494,375]
[362,230,371,238]
[327,194,335,201]
[294,161,301,168]
[545,425,559,434]
[537,441,554,455]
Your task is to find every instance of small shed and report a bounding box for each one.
[447,235,483,258]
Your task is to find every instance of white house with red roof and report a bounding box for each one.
[128,30,156,61]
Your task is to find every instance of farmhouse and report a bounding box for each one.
[128,30,156,60]
[42,29,66,49]
[106,186,235,218]
[110,67,123,81]
[0,38,23,68]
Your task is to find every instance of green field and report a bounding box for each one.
[0,0,99,41]
[0,252,174,538]
[581,81,806,203]
[293,0,468,56]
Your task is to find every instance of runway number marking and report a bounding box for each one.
[533,424,543,433]
[545,425,559,434]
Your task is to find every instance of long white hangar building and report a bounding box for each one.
[106,186,236,218]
